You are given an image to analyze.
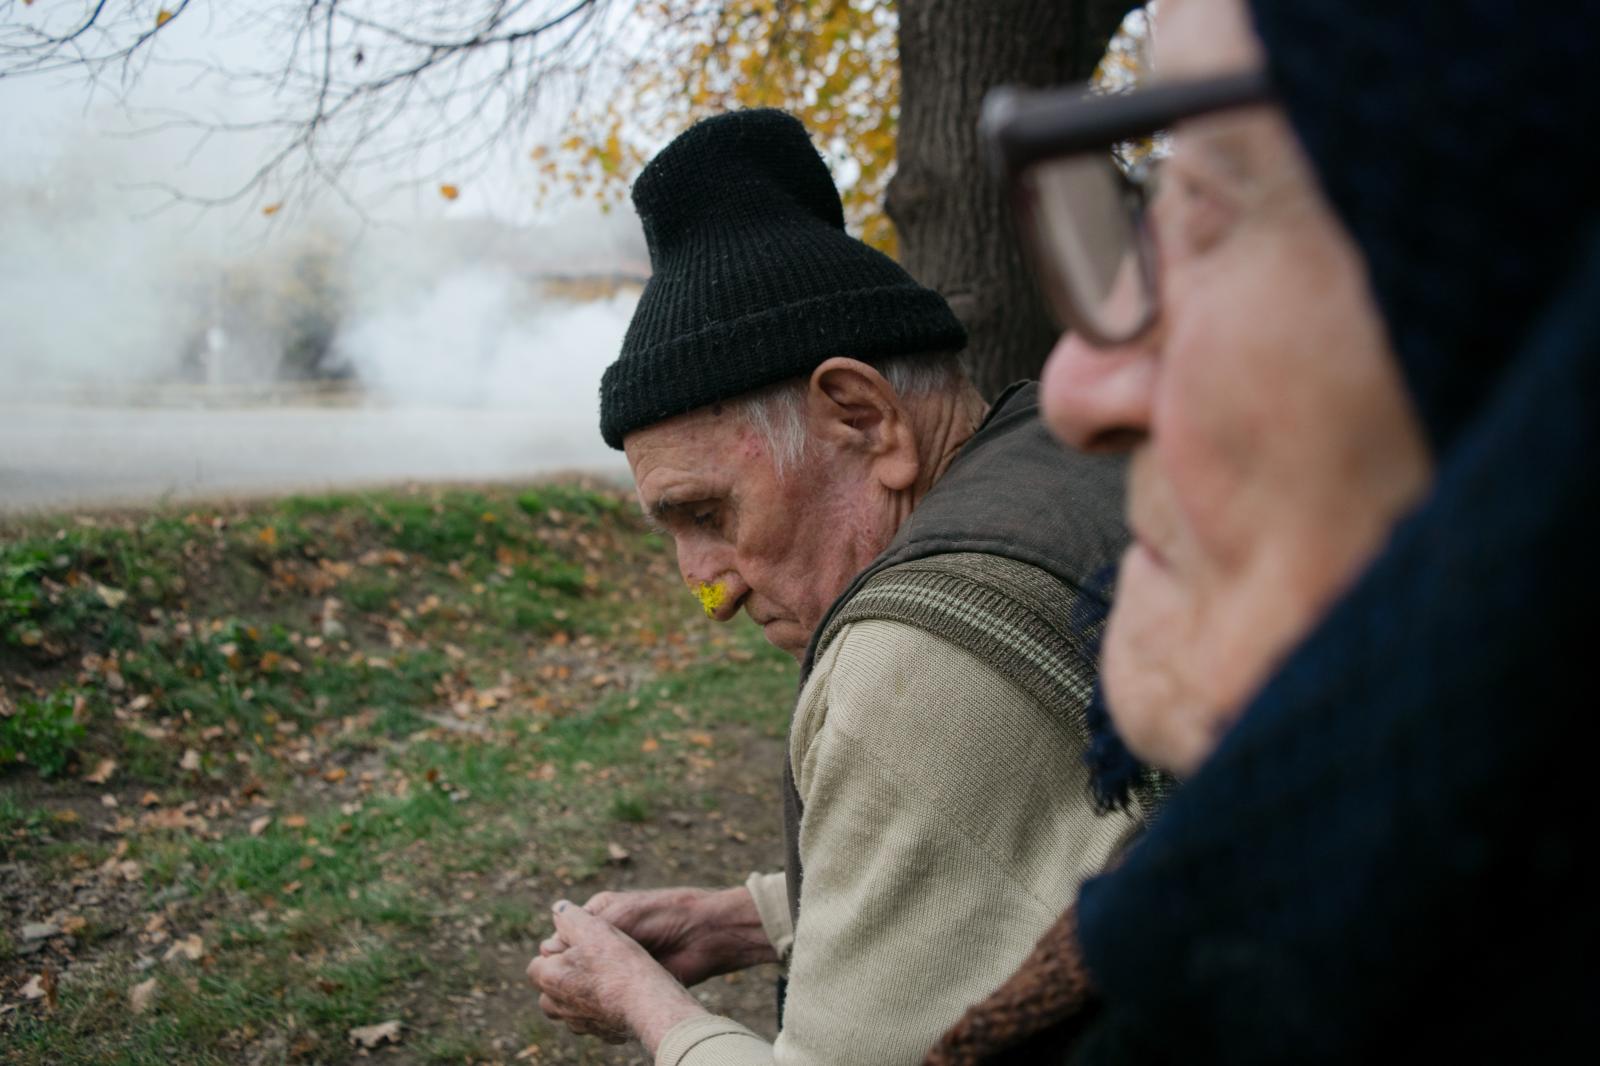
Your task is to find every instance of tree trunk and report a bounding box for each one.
[889,0,1131,399]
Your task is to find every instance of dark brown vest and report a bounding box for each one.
[782,382,1130,928]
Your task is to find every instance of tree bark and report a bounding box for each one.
[889,0,1131,399]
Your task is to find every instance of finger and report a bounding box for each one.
[527,951,571,994]
[582,890,615,916]
[538,978,600,1025]
[537,992,567,1021]
[551,898,614,943]
[540,934,569,956]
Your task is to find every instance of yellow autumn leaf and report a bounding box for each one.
[261,202,282,216]
[156,9,174,28]
[551,0,898,251]
[438,183,460,201]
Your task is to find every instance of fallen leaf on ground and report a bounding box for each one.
[84,758,117,784]
[249,815,272,836]
[129,978,158,1014]
[606,842,631,864]
[179,748,201,771]
[282,814,308,829]
[640,737,660,753]
[141,808,206,832]
[20,974,46,1000]
[348,1019,403,1048]
[163,934,204,962]
[140,791,161,808]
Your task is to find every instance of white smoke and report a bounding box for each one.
[333,271,637,410]
[0,135,647,511]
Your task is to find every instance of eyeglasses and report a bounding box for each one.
[980,71,1275,346]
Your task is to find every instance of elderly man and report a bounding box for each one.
[526,109,1146,1065]
[928,0,1598,1060]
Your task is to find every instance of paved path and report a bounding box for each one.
[0,403,626,515]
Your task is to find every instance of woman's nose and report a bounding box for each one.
[1039,326,1157,453]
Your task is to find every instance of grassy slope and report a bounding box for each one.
[0,483,795,1065]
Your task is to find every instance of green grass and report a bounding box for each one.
[0,685,87,776]
[3,932,430,1065]
[1,482,797,1064]
[608,791,653,823]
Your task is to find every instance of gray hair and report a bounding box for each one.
[729,352,969,476]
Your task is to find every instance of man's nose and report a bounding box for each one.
[675,549,748,623]
[1038,326,1157,454]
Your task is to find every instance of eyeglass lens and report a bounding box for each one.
[1023,154,1153,343]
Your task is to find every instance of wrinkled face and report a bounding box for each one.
[1040,0,1431,775]
[624,404,898,659]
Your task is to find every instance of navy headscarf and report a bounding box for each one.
[1070,1,1600,1060]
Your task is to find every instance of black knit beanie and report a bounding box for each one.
[598,108,967,449]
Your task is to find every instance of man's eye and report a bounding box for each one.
[690,508,716,528]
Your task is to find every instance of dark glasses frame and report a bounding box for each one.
[980,70,1277,345]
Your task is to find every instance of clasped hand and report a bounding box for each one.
[526,886,778,1050]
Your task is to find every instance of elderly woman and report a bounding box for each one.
[930,0,1598,1061]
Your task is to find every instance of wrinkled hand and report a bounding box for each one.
[575,886,776,987]
[527,901,705,1052]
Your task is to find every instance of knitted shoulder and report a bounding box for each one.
[817,552,1104,736]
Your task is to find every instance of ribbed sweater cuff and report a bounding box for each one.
[655,1014,770,1066]
[744,870,794,961]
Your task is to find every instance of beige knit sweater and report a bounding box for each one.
[654,619,1142,1066]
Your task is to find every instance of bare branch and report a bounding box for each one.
[3,0,617,213]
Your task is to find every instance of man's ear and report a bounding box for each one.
[805,358,919,492]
